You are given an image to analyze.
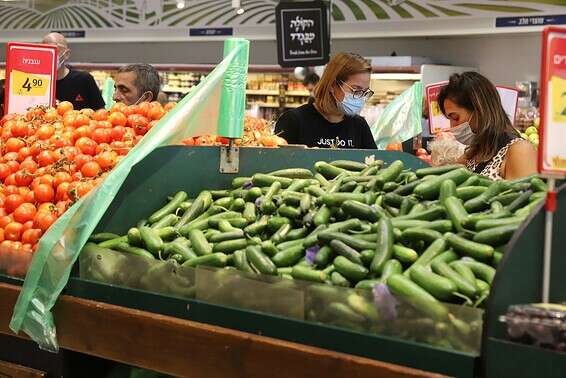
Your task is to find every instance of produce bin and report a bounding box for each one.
[70,145,482,377]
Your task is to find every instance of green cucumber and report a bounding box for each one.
[163,240,197,262]
[284,227,308,241]
[272,245,305,267]
[267,216,291,233]
[291,266,327,283]
[331,271,352,287]
[271,224,292,244]
[318,231,375,251]
[456,259,496,285]
[444,196,469,233]
[415,164,465,178]
[321,193,369,207]
[182,253,228,268]
[314,205,332,226]
[410,265,457,301]
[506,190,533,213]
[314,245,333,268]
[188,229,212,256]
[404,238,447,277]
[244,216,269,236]
[139,226,163,255]
[115,242,154,259]
[445,233,494,261]
[269,168,313,179]
[233,249,254,273]
[314,161,348,179]
[431,260,477,298]
[383,193,405,208]
[439,180,457,206]
[370,218,394,275]
[260,181,282,214]
[148,191,188,224]
[213,238,248,253]
[252,173,293,188]
[246,246,277,275]
[278,205,302,219]
[232,177,251,189]
[386,274,448,320]
[394,205,445,221]
[393,244,418,264]
[400,228,443,244]
[431,250,459,265]
[330,160,367,171]
[334,256,368,282]
[473,224,520,246]
[245,187,263,203]
[209,229,245,243]
[530,177,547,192]
[414,168,471,200]
[450,261,478,286]
[367,160,404,190]
[175,191,212,230]
[341,200,379,222]
[127,228,142,246]
[391,219,452,233]
[330,240,363,265]
[89,232,120,243]
[464,181,510,213]
[456,186,487,201]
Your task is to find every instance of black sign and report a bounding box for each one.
[496,14,566,28]
[190,28,233,37]
[52,30,85,38]
[276,1,330,68]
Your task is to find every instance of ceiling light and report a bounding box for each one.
[176,0,185,9]
[236,8,245,15]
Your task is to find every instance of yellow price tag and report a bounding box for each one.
[551,75,566,123]
[11,70,49,97]
[431,100,441,117]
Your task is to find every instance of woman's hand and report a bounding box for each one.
[502,140,538,180]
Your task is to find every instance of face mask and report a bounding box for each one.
[133,91,150,105]
[451,116,475,145]
[337,92,365,116]
[57,49,67,70]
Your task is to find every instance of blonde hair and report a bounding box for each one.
[313,53,371,116]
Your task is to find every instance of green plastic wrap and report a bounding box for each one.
[9,39,250,352]
[102,77,115,110]
[371,82,423,149]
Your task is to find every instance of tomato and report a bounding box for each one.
[75,137,97,156]
[80,108,95,117]
[73,125,93,141]
[96,150,117,170]
[386,143,403,151]
[36,124,55,140]
[13,203,37,224]
[76,182,93,198]
[22,221,34,232]
[56,201,69,215]
[81,161,101,177]
[4,173,17,186]
[56,182,70,202]
[0,229,4,243]
[128,115,150,136]
[22,229,42,245]
[137,102,151,118]
[122,105,138,117]
[111,126,126,141]
[37,150,56,167]
[5,137,25,153]
[164,102,176,111]
[5,194,24,213]
[19,159,38,173]
[4,186,18,196]
[108,112,127,127]
[34,184,55,203]
[5,222,23,241]
[5,160,20,175]
[63,114,77,128]
[38,203,57,214]
[14,170,33,187]
[57,101,74,116]
[92,128,111,144]
[182,137,195,146]
[53,172,72,188]
[147,106,165,121]
[92,109,109,121]
[0,216,13,228]
[34,211,58,232]
[74,154,93,170]
[24,190,35,204]
[111,141,129,155]
[110,102,126,113]
[0,163,11,180]
[415,148,428,157]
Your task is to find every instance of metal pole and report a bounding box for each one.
[542,177,556,303]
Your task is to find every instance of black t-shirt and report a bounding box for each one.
[275,103,377,149]
[56,68,105,110]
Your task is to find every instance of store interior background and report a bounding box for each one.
[0,33,540,86]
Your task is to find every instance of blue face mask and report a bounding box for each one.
[337,92,366,116]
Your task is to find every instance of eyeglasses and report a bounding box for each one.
[339,81,374,100]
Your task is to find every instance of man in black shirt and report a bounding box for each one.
[42,32,105,110]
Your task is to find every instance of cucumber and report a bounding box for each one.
[127,228,142,246]
[399,197,416,216]
[464,181,509,213]
[278,205,302,219]
[355,279,382,290]
[233,249,254,273]
[415,164,465,178]
[213,197,233,209]
[383,193,405,208]
[456,186,487,201]
[314,245,333,268]
[148,191,188,224]
[400,228,443,244]
[360,249,375,266]
[339,181,357,193]
[271,224,292,244]
[393,244,418,265]
[306,185,326,198]
[252,173,293,188]
[288,179,313,192]
[313,173,330,187]
[229,198,246,212]
[450,261,478,286]
[150,214,180,229]
[244,216,269,236]
[217,220,236,232]
[393,178,424,196]
[89,232,120,243]
[260,181,282,214]
[414,168,471,200]
[530,177,548,192]
[213,238,248,253]
[99,235,128,249]
[490,192,521,206]
[321,193,369,207]
[476,279,490,293]
[367,160,404,190]
[391,219,453,233]
[394,205,445,221]
[473,224,520,246]
[404,238,447,277]
[232,177,251,189]
[267,216,291,233]
[370,218,394,275]
[188,229,213,256]
[378,259,403,284]
[431,260,478,298]
[444,196,468,233]
[334,256,368,282]
[272,245,305,267]
[209,229,245,243]
[208,217,248,229]
[175,191,212,230]
[246,246,277,275]
[431,250,459,265]
[410,265,457,301]
[506,190,533,213]
[456,259,496,285]
[269,168,313,179]
[210,190,230,199]
[314,206,332,226]
[330,240,363,265]
[259,240,279,257]
[383,182,400,193]
[182,253,228,268]
[245,187,263,203]
[330,160,367,171]
[163,240,197,262]
[459,175,479,187]
[115,242,154,259]
[463,211,512,230]
[341,200,379,222]
[331,271,352,287]
[318,231,375,251]
[291,266,327,283]
[284,227,308,241]
[314,161,348,179]
[445,232,494,262]
[386,274,448,320]
[139,226,164,255]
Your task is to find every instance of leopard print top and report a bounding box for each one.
[466,138,523,180]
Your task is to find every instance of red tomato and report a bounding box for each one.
[147,106,165,121]
[34,212,57,232]
[53,172,72,188]
[92,128,111,144]
[37,150,56,167]
[108,112,127,127]
[5,137,25,153]
[22,229,42,245]
[57,101,74,116]
[14,170,34,187]
[0,216,13,228]
[5,194,24,213]
[13,203,37,224]
[0,163,11,180]
[34,184,55,203]
[415,148,428,157]
[81,161,101,177]
[75,137,97,156]
[92,109,109,121]
[5,222,23,241]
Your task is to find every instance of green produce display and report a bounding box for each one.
[83,159,545,353]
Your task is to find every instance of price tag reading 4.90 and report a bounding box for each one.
[11,70,49,97]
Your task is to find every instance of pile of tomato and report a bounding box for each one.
[0,100,174,277]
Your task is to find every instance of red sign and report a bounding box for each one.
[5,42,57,115]
[539,27,566,175]
[425,81,450,134]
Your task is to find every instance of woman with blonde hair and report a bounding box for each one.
[275,52,376,149]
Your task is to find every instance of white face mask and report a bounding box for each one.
[451,114,475,145]
[57,48,68,70]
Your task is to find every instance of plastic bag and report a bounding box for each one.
[370,82,423,149]
[10,39,250,352]
[428,132,466,166]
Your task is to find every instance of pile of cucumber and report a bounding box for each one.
[86,160,546,312]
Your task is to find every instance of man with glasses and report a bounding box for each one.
[276,52,376,149]
[42,32,105,110]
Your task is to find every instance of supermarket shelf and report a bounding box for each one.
[286,91,310,96]
[162,87,191,93]
[371,73,422,80]
[246,90,279,95]
[249,102,280,108]
[0,282,441,378]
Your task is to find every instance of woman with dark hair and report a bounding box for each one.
[275,52,376,149]
[438,72,537,180]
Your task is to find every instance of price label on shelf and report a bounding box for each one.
[539,27,566,175]
[425,81,450,134]
[5,42,57,115]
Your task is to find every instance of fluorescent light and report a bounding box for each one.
[176,0,185,9]
[236,8,245,15]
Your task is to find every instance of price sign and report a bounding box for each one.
[539,27,566,175]
[5,42,57,115]
[425,81,450,134]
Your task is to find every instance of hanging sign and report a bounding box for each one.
[5,42,57,115]
[276,0,330,68]
[425,81,450,134]
[539,27,566,175]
